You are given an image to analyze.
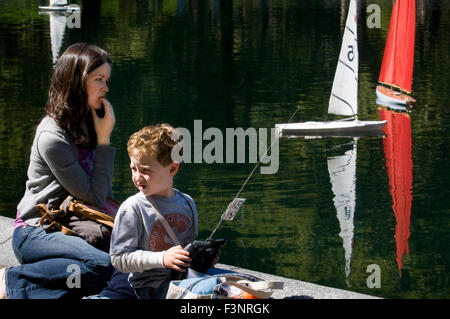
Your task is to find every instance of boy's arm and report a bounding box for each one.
[110,202,164,273]
[111,246,192,273]
[111,251,164,273]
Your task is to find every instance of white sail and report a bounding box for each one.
[49,13,67,64]
[50,0,68,6]
[327,140,357,286]
[328,0,359,117]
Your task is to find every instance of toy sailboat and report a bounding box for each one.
[376,0,416,108]
[38,0,80,13]
[276,0,386,137]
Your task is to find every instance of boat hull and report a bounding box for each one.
[275,120,387,138]
[38,5,80,13]
[376,85,416,107]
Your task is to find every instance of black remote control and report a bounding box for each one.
[171,239,226,280]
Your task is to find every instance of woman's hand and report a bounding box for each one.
[163,245,192,272]
[91,98,116,145]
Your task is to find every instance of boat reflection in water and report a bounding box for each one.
[326,139,358,287]
[41,11,66,64]
[279,132,386,286]
[38,1,81,64]
[378,107,413,276]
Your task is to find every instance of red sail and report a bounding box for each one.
[378,0,415,93]
[379,109,413,275]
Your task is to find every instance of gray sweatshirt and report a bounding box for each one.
[110,190,198,289]
[17,116,115,227]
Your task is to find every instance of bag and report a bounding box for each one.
[166,270,284,299]
[37,195,119,251]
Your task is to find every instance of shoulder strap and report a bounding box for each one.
[146,196,181,246]
[173,189,197,242]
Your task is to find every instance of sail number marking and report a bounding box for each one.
[347,45,355,62]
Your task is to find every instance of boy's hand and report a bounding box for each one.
[210,247,221,268]
[163,245,192,272]
[210,256,220,268]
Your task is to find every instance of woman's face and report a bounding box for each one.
[85,62,111,110]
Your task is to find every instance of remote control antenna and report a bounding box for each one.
[207,105,301,240]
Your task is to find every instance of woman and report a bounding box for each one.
[0,43,116,299]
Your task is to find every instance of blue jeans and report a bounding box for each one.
[5,225,114,299]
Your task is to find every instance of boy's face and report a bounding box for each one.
[129,150,179,197]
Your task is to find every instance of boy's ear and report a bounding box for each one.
[169,162,180,176]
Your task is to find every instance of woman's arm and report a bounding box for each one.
[37,129,115,208]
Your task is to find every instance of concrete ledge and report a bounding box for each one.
[0,216,17,268]
[216,263,379,299]
[0,216,379,299]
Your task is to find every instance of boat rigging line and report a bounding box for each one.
[207,105,302,240]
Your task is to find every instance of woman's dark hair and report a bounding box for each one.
[45,43,111,147]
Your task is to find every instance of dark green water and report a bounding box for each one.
[1,0,449,298]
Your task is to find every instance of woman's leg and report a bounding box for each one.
[5,226,113,299]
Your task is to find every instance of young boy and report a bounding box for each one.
[110,124,197,299]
